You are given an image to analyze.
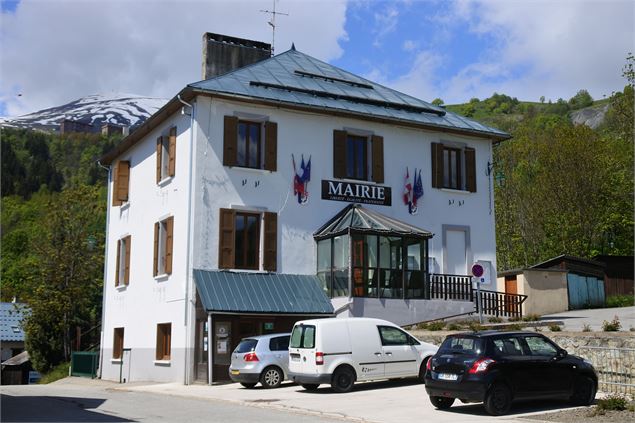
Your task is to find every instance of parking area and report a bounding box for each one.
[119,378,591,423]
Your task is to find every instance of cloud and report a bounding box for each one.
[389,50,445,100]
[402,39,417,51]
[0,0,348,117]
[372,4,399,47]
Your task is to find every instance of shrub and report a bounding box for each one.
[427,321,445,331]
[549,324,562,332]
[416,322,429,330]
[38,362,70,384]
[582,323,592,332]
[602,316,622,331]
[596,394,628,412]
[522,314,541,322]
[488,316,503,323]
[507,323,523,331]
[606,295,635,308]
[468,322,483,332]
[447,323,462,331]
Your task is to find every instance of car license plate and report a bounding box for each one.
[290,353,300,361]
[438,373,458,381]
[230,369,239,375]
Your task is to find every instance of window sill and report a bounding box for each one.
[157,176,173,187]
[154,360,171,366]
[154,274,170,282]
[440,188,472,195]
[227,166,273,175]
[111,359,123,364]
[115,284,128,292]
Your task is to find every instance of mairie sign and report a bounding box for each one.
[321,180,392,206]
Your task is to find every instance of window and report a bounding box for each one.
[218,209,277,271]
[290,325,315,349]
[113,327,124,359]
[115,235,131,286]
[153,217,173,276]
[378,326,410,346]
[156,323,171,360]
[493,337,525,356]
[333,130,383,183]
[223,116,277,171]
[235,339,258,353]
[269,335,290,351]
[438,336,484,355]
[523,336,558,357]
[431,142,476,192]
[112,160,130,206]
[156,127,176,183]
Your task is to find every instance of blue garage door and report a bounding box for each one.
[567,274,605,309]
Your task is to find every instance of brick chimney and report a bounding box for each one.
[202,33,272,80]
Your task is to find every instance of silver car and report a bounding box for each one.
[229,333,291,389]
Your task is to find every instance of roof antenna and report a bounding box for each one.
[260,0,289,56]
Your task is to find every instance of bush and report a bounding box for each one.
[416,322,428,330]
[522,314,541,322]
[447,323,462,331]
[468,322,483,332]
[38,362,69,384]
[549,324,562,332]
[488,316,503,323]
[602,316,622,331]
[507,323,523,331]
[606,295,635,308]
[596,394,628,412]
[428,321,445,331]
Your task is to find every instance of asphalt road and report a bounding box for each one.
[0,381,342,423]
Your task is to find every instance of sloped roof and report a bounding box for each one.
[1,350,29,366]
[189,49,509,140]
[0,303,28,342]
[314,204,433,240]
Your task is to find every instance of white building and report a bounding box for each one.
[99,33,510,385]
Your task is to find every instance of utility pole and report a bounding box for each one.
[260,0,289,55]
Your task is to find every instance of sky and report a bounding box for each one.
[0,0,633,117]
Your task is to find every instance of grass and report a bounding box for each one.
[606,295,635,308]
[38,362,70,384]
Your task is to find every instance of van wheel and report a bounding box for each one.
[301,384,319,391]
[430,396,454,410]
[260,366,283,389]
[418,357,429,383]
[570,376,596,406]
[484,383,512,416]
[331,366,355,393]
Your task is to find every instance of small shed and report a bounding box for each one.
[1,351,33,385]
[496,268,569,316]
[593,255,634,297]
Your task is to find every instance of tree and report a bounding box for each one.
[568,89,594,110]
[540,96,545,103]
[431,98,444,106]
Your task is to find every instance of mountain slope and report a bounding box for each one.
[0,93,168,132]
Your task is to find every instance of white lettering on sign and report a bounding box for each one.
[322,180,392,206]
[328,181,343,196]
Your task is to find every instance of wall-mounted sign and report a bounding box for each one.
[321,180,392,206]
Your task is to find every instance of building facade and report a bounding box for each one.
[99,34,509,385]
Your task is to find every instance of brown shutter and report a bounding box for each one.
[115,239,121,286]
[371,135,384,183]
[223,116,238,167]
[165,217,174,275]
[112,162,122,206]
[153,222,159,276]
[168,127,177,177]
[116,161,130,202]
[124,235,131,285]
[264,121,277,171]
[333,129,347,179]
[465,147,476,192]
[156,136,163,183]
[431,143,444,188]
[218,208,236,269]
[155,325,161,360]
[263,212,277,272]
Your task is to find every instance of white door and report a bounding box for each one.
[377,326,419,378]
[446,230,467,275]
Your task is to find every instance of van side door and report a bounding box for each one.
[378,326,419,378]
[347,320,384,381]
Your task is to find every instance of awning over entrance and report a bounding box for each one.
[193,269,334,314]
[314,203,433,240]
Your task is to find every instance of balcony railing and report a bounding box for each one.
[476,289,527,319]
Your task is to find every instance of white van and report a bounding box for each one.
[288,317,438,392]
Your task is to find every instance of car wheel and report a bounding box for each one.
[484,383,512,416]
[570,376,596,406]
[260,366,283,389]
[240,382,256,389]
[301,383,319,391]
[331,366,355,393]
[418,357,429,383]
[430,396,455,410]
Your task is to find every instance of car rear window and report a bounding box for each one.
[235,339,258,353]
[290,325,315,349]
[439,336,484,355]
[269,335,290,351]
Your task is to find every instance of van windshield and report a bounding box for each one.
[290,325,316,349]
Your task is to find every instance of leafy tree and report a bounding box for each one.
[568,89,594,110]
[431,98,444,106]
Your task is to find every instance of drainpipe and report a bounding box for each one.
[178,94,197,385]
[96,160,112,379]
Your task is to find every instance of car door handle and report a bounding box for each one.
[385,352,392,356]
[374,352,382,356]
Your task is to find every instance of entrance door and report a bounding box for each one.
[505,275,518,314]
[194,319,208,382]
[445,229,467,275]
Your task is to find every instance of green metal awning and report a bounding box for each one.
[193,269,334,315]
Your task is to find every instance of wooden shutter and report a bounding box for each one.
[371,135,384,183]
[264,121,277,171]
[333,130,347,179]
[165,217,174,275]
[115,161,130,203]
[263,212,277,272]
[168,127,177,177]
[156,136,163,183]
[465,147,476,192]
[111,161,123,206]
[124,235,131,285]
[218,208,236,269]
[431,143,444,188]
[223,116,238,167]
[153,222,159,276]
[155,325,162,360]
[115,239,121,286]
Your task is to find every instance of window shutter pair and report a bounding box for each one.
[115,236,132,286]
[112,161,130,206]
[333,130,384,183]
[218,208,277,271]
[223,116,277,171]
[153,217,174,276]
[431,143,477,192]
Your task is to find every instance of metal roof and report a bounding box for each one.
[189,48,509,139]
[314,204,433,240]
[0,303,28,342]
[1,350,30,366]
[193,270,334,314]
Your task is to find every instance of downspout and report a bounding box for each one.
[178,94,197,385]
[96,160,112,379]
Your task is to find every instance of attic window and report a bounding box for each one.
[11,326,19,333]
[294,70,373,89]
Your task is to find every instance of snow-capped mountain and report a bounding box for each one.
[0,93,168,132]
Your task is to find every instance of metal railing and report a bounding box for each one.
[430,274,473,302]
[475,289,527,319]
[576,346,635,395]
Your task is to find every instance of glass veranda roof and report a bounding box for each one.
[314,204,433,240]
